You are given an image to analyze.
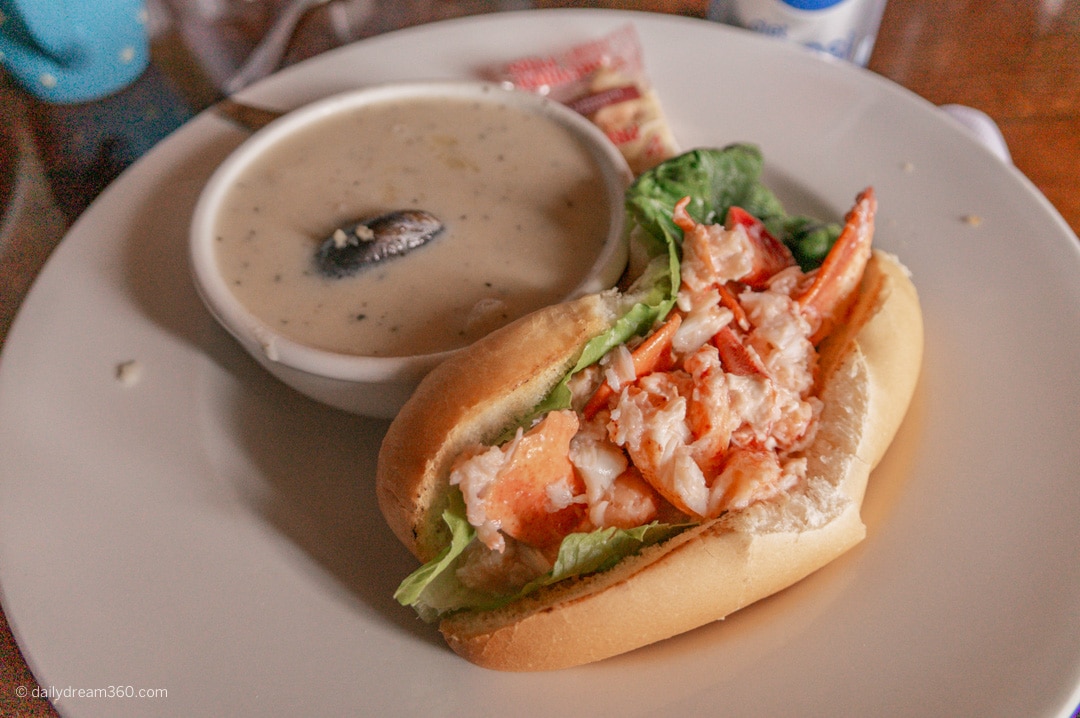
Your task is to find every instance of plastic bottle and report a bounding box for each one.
[708,0,888,66]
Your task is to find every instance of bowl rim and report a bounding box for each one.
[189,79,633,382]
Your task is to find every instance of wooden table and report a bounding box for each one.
[2,1,1078,715]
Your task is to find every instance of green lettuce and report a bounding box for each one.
[627,143,842,271]
[627,143,783,240]
[394,144,842,620]
[394,490,690,622]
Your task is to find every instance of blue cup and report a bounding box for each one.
[0,0,149,103]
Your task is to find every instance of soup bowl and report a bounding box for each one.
[190,81,633,418]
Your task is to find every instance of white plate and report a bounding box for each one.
[2,9,1079,717]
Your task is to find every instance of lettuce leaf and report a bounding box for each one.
[522,250,680,429]
[768,215,842,272]
[628,143,842,271]
[395,490,691,621]
[392,492,489,621]
[627,143,781,238]
[544,522,690,580]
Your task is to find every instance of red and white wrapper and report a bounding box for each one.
[493,24,680,175]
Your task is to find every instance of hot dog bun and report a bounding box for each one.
[376,249,922,671]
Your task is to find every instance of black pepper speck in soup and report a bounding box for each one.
[214,96,611,357]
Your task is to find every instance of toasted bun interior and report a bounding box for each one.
[376,250,923,671]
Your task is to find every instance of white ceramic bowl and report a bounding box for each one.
[190,81,632,418]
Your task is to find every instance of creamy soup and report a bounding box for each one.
[214,95,613,357]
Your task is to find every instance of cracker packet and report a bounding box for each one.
[492,24,679,175]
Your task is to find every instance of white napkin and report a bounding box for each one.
[940,104,1012,164]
